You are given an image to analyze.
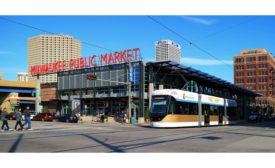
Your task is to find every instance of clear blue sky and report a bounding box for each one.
[1,16,275,82]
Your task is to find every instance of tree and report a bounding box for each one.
[145,108,151,120]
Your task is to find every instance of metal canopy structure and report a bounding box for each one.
[0,88,35,94]
[146,60,261,97]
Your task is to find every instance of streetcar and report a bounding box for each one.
[150,89,237,128]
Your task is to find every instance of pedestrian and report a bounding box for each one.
[1,108,10,131]
[14,109,23,131]
[23,106,32,130]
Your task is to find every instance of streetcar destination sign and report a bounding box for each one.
[29,48,140,76]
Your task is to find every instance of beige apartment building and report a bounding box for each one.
[155,40,181,63]
[28,35,81,83]
[234,48,275,115]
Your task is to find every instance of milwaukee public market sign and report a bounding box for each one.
[29,48,140,76]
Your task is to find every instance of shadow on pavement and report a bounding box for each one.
[81,134,125,152]
[9,134,24,152]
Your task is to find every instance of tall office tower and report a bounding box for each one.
[0,71,2,80]
[155,40,181,63]
[234,48,275,114]
[28,35,81,83]
[17,72,29,82]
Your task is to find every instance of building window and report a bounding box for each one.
[259,71,268,76]
[259,64,267,69]
[247,78,256,83]
[235,58,244,63]
[258,56,267,61]
[259,85,267,90]
[246,57,256,62]
[259,78,267,83]
[246,64,256,69]
[247,71,256,76]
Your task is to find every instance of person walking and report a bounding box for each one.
[14,109,23,131]
[23,106,32,130]
[1,108,10,131]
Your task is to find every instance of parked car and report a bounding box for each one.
[29,111,35,120]
[248,114,260,122]
[7,112,16,120]
[57,114,78,123]
[33,113,53,122]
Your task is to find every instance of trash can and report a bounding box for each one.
[131,116,137,124]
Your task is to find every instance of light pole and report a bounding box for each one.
[127,57,132,123]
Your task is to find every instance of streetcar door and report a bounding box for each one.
[204,106,210,125]
[218,106,223,124]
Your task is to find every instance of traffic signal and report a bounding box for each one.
[86,74,97,80]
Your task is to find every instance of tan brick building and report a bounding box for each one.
[28,35,81,84]
[234,48,275,115]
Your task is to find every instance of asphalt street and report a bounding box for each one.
[1,120,275,152]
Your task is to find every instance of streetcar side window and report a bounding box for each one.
[202,104,224,116]
[168,97,176,114]
[175,101,198,115]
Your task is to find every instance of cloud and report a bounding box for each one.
[181,16,217,25]
[0,50,16,55]
[181,57,233,66]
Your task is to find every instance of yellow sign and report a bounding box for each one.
[208,97,220,103]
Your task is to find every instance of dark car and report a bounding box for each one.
[33,113,53,122]
[57,114,78,123]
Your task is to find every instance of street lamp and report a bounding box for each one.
[127,57,132,123]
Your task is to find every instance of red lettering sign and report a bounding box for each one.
[100,53,108,65]
[29,48,140,76]
[89,55,97,66]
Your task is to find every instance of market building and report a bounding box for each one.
[55,59,260,123]
[29,47,260,123]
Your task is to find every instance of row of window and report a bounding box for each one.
[259,85,267,90]
[259,71,268,75]
[235,79,245,83]
[246,78,268,83]
[245,85,269,90]
[246,86,256,90]
[235,65,245,70]
[235,64,268,70]
[171,102,224,116]
[235,71,268,77]
[246,64,256,69]
[235,56,267,63]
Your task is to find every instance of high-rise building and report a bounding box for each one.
[0,71,2,80]
[234,48,275,114]
[17,72,29,82]
[155,40,181,63]
[28,35,81,83]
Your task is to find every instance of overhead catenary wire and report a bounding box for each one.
[146,15,233,69]
[0,16,114,52]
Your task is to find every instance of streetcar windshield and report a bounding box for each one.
[152,96,169,114]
